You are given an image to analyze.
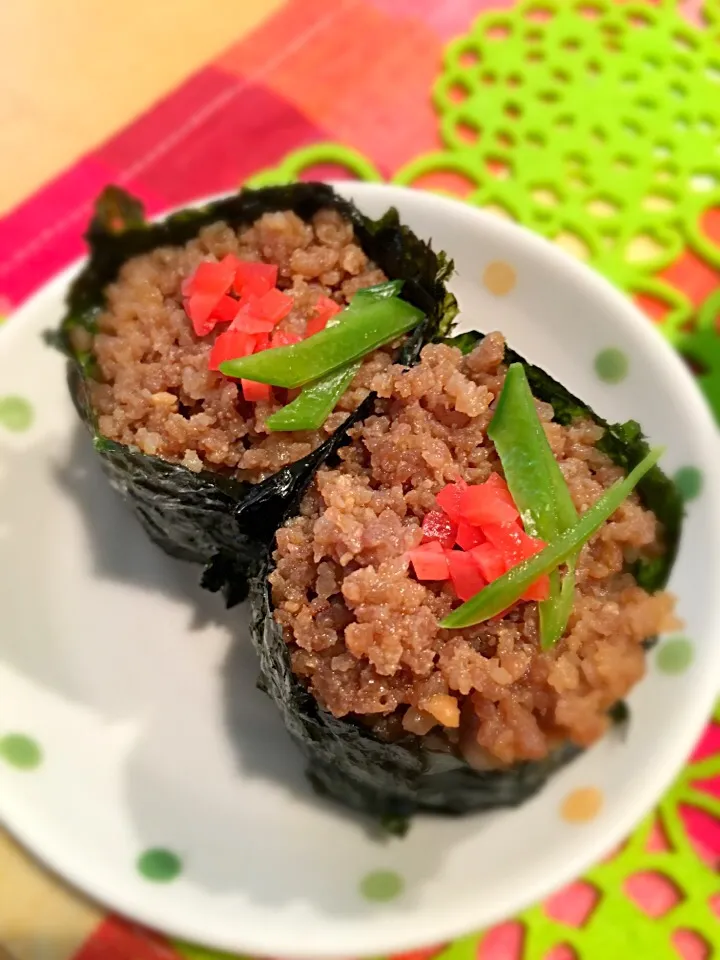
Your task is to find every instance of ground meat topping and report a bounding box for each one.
[271,336,677,767]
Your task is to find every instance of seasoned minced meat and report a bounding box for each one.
[270,334,677,767]
[76,209,387,482]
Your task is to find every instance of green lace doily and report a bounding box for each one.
[242,2,720,956]
[248,0,720,422]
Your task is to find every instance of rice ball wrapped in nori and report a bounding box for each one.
[247,331,682,832]
[51,183,456,600]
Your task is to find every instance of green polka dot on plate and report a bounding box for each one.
[0,733,42,770]
[0,395,34,433]
[594,348,629,384]
[656,637,693,675]
[137,848,183,883]
[360,869,404,902]
[673,466,703,502]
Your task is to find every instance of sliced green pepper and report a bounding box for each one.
[265,361,361,432]
[220,296,423,387]
[539,571,576,649]
[488,363,579,648]
[264,281,404,432]
[353,279,404,300]
[439,446,663,629]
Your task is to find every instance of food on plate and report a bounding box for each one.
[51,183,456,599]
[249,331,682,831]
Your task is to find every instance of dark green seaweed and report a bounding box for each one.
[246,331,683,833]
[49,183,457,601]
[248,554,580,836]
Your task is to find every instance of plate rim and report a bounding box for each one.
[1,181,719,957]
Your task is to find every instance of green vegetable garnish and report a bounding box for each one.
[488,363,579,648]
[439,446,664,629]
[538,572,577,649]
[265,281,404,432]
[220,296,424,387]
[353,279,404,300]
[265,361,360,432]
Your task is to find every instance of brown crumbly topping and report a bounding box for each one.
[270,335,677,767]
[78,209,387,482]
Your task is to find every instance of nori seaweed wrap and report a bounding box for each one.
[246,330,682,833]
[50,183,456,600]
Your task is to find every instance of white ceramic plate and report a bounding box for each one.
[0,183,719,958]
